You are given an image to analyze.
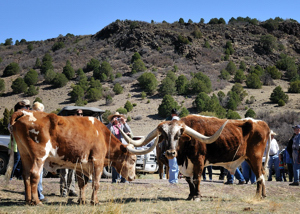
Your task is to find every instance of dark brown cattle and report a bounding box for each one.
[121,115,271,201]
[5,110,158,205]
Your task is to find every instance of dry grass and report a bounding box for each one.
[1,173,300,214]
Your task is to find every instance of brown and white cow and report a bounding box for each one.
[120,115,271,201]
[5,110,158,205]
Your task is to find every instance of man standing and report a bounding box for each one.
[167,109,179,184]
[286,125,297,182]
[59,109,82,197]
[289,125,300,186]
[267,131,280,181]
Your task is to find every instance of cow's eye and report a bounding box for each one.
[130,158,136,164]
[174,133,180,140]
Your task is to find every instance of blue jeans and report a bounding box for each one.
[202,166,212,180]
[38,169,44,200]
[169,157,179,184]
[11,150,21,179]
[226,168,245,183]
[268,155,280,181]
[293,161,300,183]
[112,167,126,183]
[241,161,256,184]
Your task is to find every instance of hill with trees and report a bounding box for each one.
[1,17,300,148]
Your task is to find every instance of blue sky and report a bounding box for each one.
[1,0,299,44]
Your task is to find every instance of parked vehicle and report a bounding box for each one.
[0,135,10,175]
[134,137,158,174]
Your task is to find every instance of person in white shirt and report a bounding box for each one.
[266,130,280,181]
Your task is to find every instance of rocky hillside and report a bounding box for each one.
[1,19,300,146]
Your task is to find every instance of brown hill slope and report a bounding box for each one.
[1,19,300,146]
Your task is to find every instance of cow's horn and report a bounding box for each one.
[126,134,159,155]
[118,127,158,147]
[184,120,228,144]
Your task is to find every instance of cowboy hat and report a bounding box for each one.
[21,99,30,106]
[107,112,126,121]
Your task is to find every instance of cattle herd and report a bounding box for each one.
[5,110,272,205]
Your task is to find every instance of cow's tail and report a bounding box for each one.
[263,131,272,177]
[5,134,15,184]
[10,110,26,126]
[5,111,28,184]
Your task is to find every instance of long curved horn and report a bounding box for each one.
[184,120,228,144]
[118,127,158,147]
[126,134,160,155]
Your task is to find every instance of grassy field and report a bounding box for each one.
[0,173,300,214]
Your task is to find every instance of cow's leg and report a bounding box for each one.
[185,177,195,200]
[158,162,164,179]
[192,171,202,201]
[30,159,43,205]
[166,165,169,179]
[256,167,266,198]
[76,172,89,204]
[192,176,201,201]
[247,159,265,199]
[90,166,102,205]
[261,177,266,197]
[21,158,32,205]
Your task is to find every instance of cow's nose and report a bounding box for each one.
[166,150,177,157]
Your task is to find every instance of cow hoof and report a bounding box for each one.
[30,201,42,206]
[194,197,201,202]
[90,200,99,205]
[78,199,86,205]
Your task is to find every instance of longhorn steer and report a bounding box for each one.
[120,115,271,201]
[5,110,158,205]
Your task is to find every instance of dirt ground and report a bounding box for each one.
[1,172,300,214]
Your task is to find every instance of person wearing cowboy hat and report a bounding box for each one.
[107,112,132,183]
[21,99,31,109]
[266,130,281,181]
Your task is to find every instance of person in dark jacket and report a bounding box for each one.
[289,125,300,186]
[286,126,298,182]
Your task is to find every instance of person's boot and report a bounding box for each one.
[289,182,300,186]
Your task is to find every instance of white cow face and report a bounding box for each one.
[160,120,185,159]
[118,153,136,181]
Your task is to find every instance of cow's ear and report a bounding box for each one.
[180,133,191,142]
[158,135,164,144]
